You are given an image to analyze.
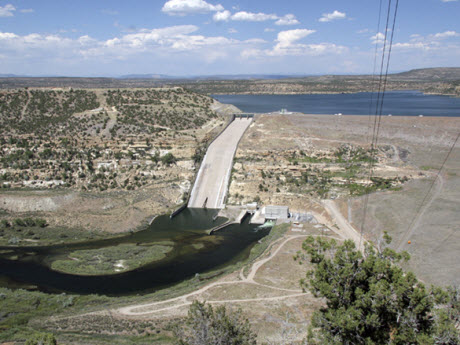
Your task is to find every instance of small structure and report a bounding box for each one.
[235,113,255,119]
[264,205,289,220]
[250,209,265,225]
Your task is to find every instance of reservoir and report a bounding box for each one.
[213,91,460,117]
[0,209,270,296]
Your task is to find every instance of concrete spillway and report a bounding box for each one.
[188,117,252,209]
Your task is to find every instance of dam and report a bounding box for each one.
[188,115,253,209]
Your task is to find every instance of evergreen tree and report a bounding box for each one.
[174,301,256,345]
[297,235,460,345]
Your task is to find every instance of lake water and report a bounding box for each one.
[0,209,270,296]
[213,91,460,117]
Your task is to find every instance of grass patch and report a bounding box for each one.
[0,287,108,342]
[51,243,173,275]
[0,223,114,247]
[242,223,290,276]
[57,332,174,345]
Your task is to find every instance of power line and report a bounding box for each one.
[374,0,399,148]
[359,0,399,249]
[366,0,384,144]
[396,131,460,250]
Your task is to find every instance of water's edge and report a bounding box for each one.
[213,91,460,117]
[0,208,270,296]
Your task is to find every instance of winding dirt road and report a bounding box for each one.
[116,234,341,317]
[322,199,364,250]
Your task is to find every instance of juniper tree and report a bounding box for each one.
[174,301,256,345]
[297,234,460,345]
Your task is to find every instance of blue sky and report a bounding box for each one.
[0,0,459,76]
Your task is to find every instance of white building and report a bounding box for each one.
[264,205,289,220]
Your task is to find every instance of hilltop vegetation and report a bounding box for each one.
[0,87,219,193]
[0,87,216,136]
[1,68,459,97]
[105,88,216,132]
[0,89,99,137]
[179,67,460,96]
[179,76,460,97]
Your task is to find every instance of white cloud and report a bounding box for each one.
[0,25,267,66]
[276,29,315,47]
[162,0,223,16]
[370,32,385,44]
[440,0,458,2]
[264,28,275,32]
[393,42,429,50]
[20,9,34,14]
[240,28,348,59]
[391,30,460,52]
[0,31,79,53]
[228,28,238,34]
[432,30,459,39]
[213,10,231,22]
[0,32,18,40]
[0,4,15,17]
[275,14,300,26]
[319,10,346,22]
[104,25,203,50]
[213,10,299,25]
[231,11,278,22]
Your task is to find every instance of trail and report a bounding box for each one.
[101,107,118,138]
[115,234,342,317]
[396,172,445,251]
[20,90,31,121]
[49,224,347,322]
[322,199,363,250]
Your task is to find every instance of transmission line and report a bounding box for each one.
[396,131,460,250]
[359,0,399,249]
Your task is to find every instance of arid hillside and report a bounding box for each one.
[230,113,460,286]
[0,87,232,235]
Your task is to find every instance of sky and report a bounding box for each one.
[0,0,459,76]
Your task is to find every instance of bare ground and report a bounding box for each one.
[51,226,341,343]
[284,114,460,286]
[230,113,459,285]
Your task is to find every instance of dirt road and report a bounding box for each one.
[322,199,364,250]
[115,234,343,317]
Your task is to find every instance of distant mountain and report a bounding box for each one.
[0,74,29,78]
[118,69,460,82]
[118,74,305,80]
[2,68,459,81]
[119,74,180,79]
[190,74,304,80]
[1,68,458,94]
[389,67,460,81]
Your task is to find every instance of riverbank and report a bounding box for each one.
[210,90,459,97]
[0,221,290,343]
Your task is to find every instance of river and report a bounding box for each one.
[0,209,269,296]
